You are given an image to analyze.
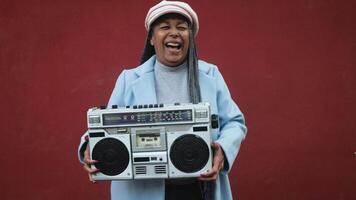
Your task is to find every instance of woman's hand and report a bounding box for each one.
[199,142,225,181]
[82,142,100,182]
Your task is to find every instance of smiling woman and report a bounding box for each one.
[78,1,247,200]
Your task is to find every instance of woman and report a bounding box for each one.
[78,1,247,199]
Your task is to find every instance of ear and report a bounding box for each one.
[150,36,155,46]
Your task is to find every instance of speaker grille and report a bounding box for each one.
[170,134,209,173]
[135,166,147,175]
[92,138,129,176]
[155,165,167,174]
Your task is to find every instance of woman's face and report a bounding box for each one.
[150,15,190,67]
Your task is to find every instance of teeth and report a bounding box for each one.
[166,42,180,47]
[166,42,181,49]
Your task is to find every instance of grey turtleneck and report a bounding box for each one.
[154,60,190,104]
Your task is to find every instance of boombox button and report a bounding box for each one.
[149,104,153,108]
[117,128,127,133]
[138,105,143,109]
[133,105,138,109]
[151,157,157,161]
[195,110,208,118]
[143,105,148,108]
[159,104,164,107]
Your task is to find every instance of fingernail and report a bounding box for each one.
[92,160,99,163]
[90,169,100,174]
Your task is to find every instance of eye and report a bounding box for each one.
[177,23,188,31]
[177,26,188,31]
[159,25,170,30]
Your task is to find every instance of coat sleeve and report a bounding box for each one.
[212,67,247,173]
[77,70,127,163]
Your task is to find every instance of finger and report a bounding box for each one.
[88,173,97,184]
[212,155,223,172]
[211,142,219,149]
[213,157,224,172]
[88,168,100,174]
[88,174,93,182]
[199,166,219,179]
[211,142,221,153]
[212,142,224,170]
[200,170,214,177]
[198,172,218,181]
[83,163,92,173]
[199,176,217,181]
[83,142,99,165]
[83,164,100,174]
[219,162,224,171]
[213,161,220,172]
[84,158,99,165]
[83,145,91,161]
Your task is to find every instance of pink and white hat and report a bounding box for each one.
[145,0,199,36]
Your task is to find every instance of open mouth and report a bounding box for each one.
[165,42,182,50]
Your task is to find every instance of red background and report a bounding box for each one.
[1,0,355,199]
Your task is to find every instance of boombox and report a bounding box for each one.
[87,103,219,181]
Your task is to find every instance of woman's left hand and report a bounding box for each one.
[199,142,225,181]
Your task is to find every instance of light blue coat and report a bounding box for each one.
[78,56,247,200]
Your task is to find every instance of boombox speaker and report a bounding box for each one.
[89,129,133,180]
[167,130,212,178]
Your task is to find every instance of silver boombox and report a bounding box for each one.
[87,102,219,181]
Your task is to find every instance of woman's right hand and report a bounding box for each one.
[83,143,100,182]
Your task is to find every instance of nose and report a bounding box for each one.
[169,28,179,38]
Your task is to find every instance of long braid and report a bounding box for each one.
[187,27,201,103]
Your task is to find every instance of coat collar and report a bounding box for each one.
[134,56,156,77]
[131,56,158,104]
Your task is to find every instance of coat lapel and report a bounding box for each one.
[199,66,217,113]
[131,57,157,105]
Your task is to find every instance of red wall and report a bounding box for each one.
[1,0,355,199]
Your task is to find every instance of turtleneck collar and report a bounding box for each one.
[154,59,188,72]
